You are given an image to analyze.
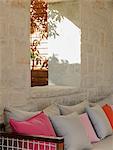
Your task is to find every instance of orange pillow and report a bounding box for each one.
[102,104,113,129]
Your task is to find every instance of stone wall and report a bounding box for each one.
[0,0,31,110]
[0,0,113,110]
[80,0,113,101]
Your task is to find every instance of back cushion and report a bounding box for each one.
[9,112,56,137]
[86,105,112,139]
[80,113,100,143]
[110,105,113,110]
[58,100,89,115]
[4,107,40,132]
[43,104,60,117]
[97,95,113,106]
[102,104,113,129]
[50,112,92,150]
[10,112,56,150]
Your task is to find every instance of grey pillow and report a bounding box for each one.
[4,107,40,131]
[97,96,113,106]
[43,103,60,117]
[86,105,112,139]
[50,112,92,150]
[58,100,89,115]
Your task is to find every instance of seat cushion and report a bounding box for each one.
[92,135,113,150]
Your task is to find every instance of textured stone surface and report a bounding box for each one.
[0,0,113,110]
[0,0,31,111]
[81,0,113,100]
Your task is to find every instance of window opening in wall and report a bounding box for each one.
[30,0,81,87]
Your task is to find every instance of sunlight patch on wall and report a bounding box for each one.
[48,15,81,87]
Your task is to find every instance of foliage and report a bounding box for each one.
[30,0,63,39]
[30,0,64,69]
[30,0,47,43]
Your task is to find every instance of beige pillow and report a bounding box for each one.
[97,97,113,106]
[58,100,89,115]
[43,103,60,117]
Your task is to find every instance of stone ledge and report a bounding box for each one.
[30,85,83,98]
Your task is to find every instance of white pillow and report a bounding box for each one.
[50,112,92,150]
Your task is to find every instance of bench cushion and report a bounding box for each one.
[92,135,113,150]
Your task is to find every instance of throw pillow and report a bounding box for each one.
[43,103,60,117]
[9,112,56,137]
[58,100,89,115]
[110,105,113,111]
[97,95,113,106]
[10,112,56,150]
[86,105,112,139]
[80,113,100,143]
[4,107,40,132]
[102,104,113,129]
[50,112,92,150]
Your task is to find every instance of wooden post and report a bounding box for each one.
[57,143,64,150]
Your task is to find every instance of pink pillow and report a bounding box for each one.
[80,113,100,143]
[110,105,113,111]
[9,112,56,137]
[9,112,56,150]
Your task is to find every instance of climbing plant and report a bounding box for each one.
[30,0,63,69]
